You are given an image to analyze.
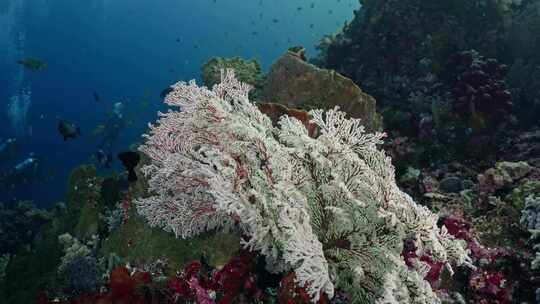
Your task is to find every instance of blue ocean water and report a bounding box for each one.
[0,0,357,206]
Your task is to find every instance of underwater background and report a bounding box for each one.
[0,0,355,206]
[1,0,540,303]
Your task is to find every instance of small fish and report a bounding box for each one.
[58,120,81,141]
[93,91,100,102]
[118,151,140,183]
[17,58,47,71]
[310,2,315,8]
[309,24,314,29]
[272,18,279,23]
[175,37,181,42]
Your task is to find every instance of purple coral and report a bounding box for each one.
[446,50,512,127]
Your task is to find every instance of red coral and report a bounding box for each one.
[168,276,192,299]
[442,215,512,303]
[469,271,510,304]
[401,239,444,286]
[109,266,136,299]
[278,272,329,304]
[213,250,255,304]
[39,252,270,304]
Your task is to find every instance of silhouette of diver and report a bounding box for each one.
[0,138,17,164]
[94,102,126,169]
[0,153,41,189]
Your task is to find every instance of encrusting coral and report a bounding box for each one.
[135,70,471,303]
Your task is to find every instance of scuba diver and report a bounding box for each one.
[0,138,17,164]
[0,153,40,189]
[93,102,126,169]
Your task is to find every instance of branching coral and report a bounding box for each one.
[136,70,470,303]
[521,195,540,270]
[57,233,101,295]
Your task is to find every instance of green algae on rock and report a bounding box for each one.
[66,165,104,239]
[100,208,240,275]
[201,56,264,99]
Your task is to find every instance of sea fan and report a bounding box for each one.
[136,70,470,303]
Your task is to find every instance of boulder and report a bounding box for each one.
[478,161,532,194]
[261,50,382,131]
[257,102,318,137]
[440,176,463,193]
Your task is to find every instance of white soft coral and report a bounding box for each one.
[136,70,469,303]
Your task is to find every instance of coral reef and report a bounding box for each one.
[506,0,540,127]
[521,195,540,274]
[65,165,104,239]
[56,233,101,296]
[444,50,512,131]
[135,70,469,303]
[314,0,540,165]
[3,2,540,303]
[0,254,9,285]
[0,201,52,255]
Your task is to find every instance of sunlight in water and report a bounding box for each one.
[7,87,31,138]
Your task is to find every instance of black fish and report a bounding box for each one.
[160,86,174,99]
[58,120,81,141]
[118,151,140,183]
[93,91,100,102]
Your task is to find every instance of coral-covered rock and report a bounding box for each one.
[446,50,512,130]
[440,176,463,193]
[201,56,264,100]
[261,50,382,131]
[478,161,532,195]
[0,201,52,256]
